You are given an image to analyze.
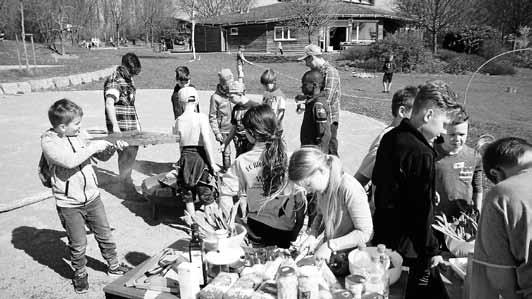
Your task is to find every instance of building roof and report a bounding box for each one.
[197,1,411,26]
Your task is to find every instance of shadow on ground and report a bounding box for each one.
[124,251,150,266]
[134,160,174,177]
[11,226,108,279]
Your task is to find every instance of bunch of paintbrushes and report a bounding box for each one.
[185,201,241,238]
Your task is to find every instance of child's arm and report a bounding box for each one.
[200,114,217,171]
[208,95,222,141]
[223,126,236,149]
[105,96,121,133]
[239,52,253,65]
[42,138,111,169]
[472,155,484,211]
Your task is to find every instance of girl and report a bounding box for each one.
[289,147,373,260]
[219,104,305,248]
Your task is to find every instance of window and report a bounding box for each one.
[230,27,238,35]
[274,26,295,41]
[351,21,378,43]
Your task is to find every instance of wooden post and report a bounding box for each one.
[20,0,31,73]
[15,34,22,70]
[30,34,36,69]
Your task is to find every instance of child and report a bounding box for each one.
[236,45,253,83]
[260,69,286,130]
[173,86,217,218]
[471,137,532,298]
[223,80,257,157]
[434,107,483,219]
[355,86,418,188]
[41,99,131,294]
[372,80,460,298]
[219,104,306,248]
[298,69,331,153]
[209,69,234,171]
[289,147,373,261]
[382,55,395,93]
[171,66,199,119]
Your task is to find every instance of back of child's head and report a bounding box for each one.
[412,80,459,115]
[391,85,418,117]
[482,137,532,183]
[302,70,324,90]
[242,104,287,196]
[178,86,199,104]
[288,146,343,237]
[48,98,83,128]
[121,52,141,75]
[175,66,191,82]
[260,69,277,86]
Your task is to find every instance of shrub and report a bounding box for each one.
[437,49,461,62]
[511,51,532,68]
[367,31,427,72]
[482,60,516,75]
[443,25,500,55]
[444,53,485,74]
[339,45,370,61]
[478,39,506,60]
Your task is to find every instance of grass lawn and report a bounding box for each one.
[2,44,531,144]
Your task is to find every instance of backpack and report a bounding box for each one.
[38,153,52,188]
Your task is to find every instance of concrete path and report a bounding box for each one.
[0,89,384,298]
[0,65,64,71]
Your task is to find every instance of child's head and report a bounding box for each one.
[441,105,470,154]
[238,45,245,51]
[411,80,460,142]
[242,104,287,196]
[218,68,234,85]
[121,53,141,76]
[260,69,277,92]
[178,86,199,107]
[48,98,84,136]
[301,70,324,96]
[288,146,344,238]
[391,85,417,119]
[175,66,191,88]
[482,137,532,184]
[227,81,246,104]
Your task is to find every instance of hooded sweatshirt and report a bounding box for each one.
[41,129,110,208]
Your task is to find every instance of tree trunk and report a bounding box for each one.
[308,30,311,44]
[192,20,196,59]
[20,0,31,73]
[432,32,438,54]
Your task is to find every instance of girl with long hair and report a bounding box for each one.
[289,147,373,260]
[219,104,305,248]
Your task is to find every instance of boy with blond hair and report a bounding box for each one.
[261,68,286,130]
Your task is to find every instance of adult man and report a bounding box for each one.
[471,137,532,298]
[372,80,460,298]
[298,44,341,156]
[103,53,141,196]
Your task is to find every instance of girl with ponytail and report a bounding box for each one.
[219,104,305,248]
[288,147,373,260]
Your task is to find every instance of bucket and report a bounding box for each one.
[203,223,247,252]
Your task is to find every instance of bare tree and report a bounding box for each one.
[396,0,473,54]
[476,0,532,37]
[286,0,336,44]
[108,0,122,47]
[226,0,253,13]
[138,0,171,46]
[180,0,227,18]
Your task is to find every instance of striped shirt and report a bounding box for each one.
[103,66,139,131]
[319,62,341,124]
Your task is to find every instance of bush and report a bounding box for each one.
[444,53,485,74]
[367,31,427,72]
[511,51,532,68]
[437,49,461,62]
[339,45,370,61]
[482,60,516,75]
[478,39,506,60]
[443,25,500,55]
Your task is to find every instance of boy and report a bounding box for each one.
[236,45,253,83]
[354,86,418,188]
[103,52,141,196]
[41,99,131,294]
[223,80,257,157]
[298,69,331,153]
[171,66,199,120]
[173,87,217,218]
[471,137,532,298]
[382,55,395,93]
[434,107,483,219]
[209,69,234,171]
[372,80,460,298]
[260,69,286,130]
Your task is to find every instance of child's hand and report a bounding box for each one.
[215,133,224,143]
[91,140,113,152]
[115,140,129,151]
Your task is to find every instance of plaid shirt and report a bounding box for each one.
[320,62,341,123]
[103,66,139,131]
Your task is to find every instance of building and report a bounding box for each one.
[194,0,411,53]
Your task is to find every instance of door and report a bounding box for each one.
[329,27,347,50]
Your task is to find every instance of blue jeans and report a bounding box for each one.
[57,197,118,277]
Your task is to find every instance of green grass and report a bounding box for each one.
[2,44,531,144]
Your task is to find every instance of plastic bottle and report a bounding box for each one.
[177,262,200,299]
[376,245,390,299]
[189,223,206,286]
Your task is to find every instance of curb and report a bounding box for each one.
[0,65,117,95]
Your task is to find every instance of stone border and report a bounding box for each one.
[0,66,117,96]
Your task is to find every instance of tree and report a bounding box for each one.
[108,0,122,47]
[286,0,336,44]
[476,0,532,38]
[396,0,473,54]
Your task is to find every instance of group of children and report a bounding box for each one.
[40,51,531,297]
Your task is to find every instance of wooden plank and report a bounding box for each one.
[88,130,179,147]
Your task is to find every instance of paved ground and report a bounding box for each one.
[0,89,384,298]
[0,65,64,71]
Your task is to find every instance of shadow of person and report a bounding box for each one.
[93,166,124,200]
[134,160,174,177]
[12,226,108,279]
[124,251,150,267]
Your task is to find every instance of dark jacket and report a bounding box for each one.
[300,93,331,153]
[372,119,441,259]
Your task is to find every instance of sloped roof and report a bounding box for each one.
[197,1,411,26]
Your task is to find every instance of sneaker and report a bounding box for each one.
[72,273,89,294]
[108,263,132,277]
